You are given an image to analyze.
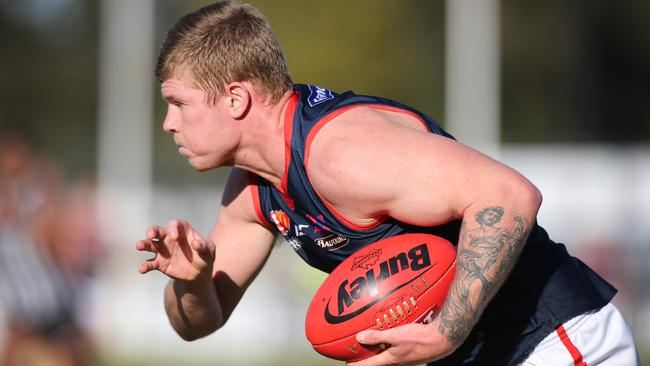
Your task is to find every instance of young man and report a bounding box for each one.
[136,2,640,365]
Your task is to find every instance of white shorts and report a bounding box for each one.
[519,303,640,366]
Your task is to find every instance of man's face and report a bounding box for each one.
[160,77,238,171]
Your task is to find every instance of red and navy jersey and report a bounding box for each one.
[250,84,616,365]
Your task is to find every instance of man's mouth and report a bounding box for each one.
[178,146,190,156]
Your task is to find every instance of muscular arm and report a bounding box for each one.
[164,265,222,340]
[152,169,275,341]
[307,108,542,360]
[437,203,535,347]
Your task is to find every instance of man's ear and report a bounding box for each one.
[225,82,251,119]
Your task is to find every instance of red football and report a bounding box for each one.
[305,233,456,362]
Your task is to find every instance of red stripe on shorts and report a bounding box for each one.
[556,324,588,366]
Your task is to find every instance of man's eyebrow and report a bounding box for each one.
[163,94,182,104]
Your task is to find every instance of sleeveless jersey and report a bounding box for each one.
[251,84,616,365]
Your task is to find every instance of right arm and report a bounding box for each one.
[137,168,275,340]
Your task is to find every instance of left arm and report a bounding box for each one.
[307,111,542,365]
[437,202,534,348]
[353,173,540,366]
[353,192,539,366]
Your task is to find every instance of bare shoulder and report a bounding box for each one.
[305,107,444,224]
[305,106,533,227]
[308,106,431,167]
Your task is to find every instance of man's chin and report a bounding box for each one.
[187,157,223,172]
[188,160,209,172]
[194,165,212,172]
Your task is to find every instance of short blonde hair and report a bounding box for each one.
[155,1,293,103]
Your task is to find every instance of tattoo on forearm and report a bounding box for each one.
[437,206,529,345]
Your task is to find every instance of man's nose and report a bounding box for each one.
[162,107,178,133]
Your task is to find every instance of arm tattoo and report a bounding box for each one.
[437,206,529,345]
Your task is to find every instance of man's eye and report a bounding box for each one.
[168,98,184,107]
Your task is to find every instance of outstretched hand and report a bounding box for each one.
[136,220,215,281]
[347,322,456,366]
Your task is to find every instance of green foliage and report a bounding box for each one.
[252,0,445,119]
[1,0,649,181]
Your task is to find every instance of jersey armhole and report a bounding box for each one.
[248,173,274,231]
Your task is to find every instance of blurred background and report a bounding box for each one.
[0,0,648,365]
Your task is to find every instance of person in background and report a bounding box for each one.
[0,131,100,366]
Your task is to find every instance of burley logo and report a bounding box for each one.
[270,210,290,236]
[324,243,433,324]
[307,85,335,107]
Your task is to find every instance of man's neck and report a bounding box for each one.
[232,89,295,185]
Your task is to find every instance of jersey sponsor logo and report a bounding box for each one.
[270,210,290,235]
[324,243,433,324]
[307,85,334,107]
[294,224,309,237]
[287,237,303,251]
[315,234,350,251]
[269,210,304,250]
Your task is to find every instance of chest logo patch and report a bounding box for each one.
[270,210,290,236]
[307,85,335,107]
[315,234,350,251]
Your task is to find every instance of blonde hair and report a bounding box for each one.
[155,1,293,103]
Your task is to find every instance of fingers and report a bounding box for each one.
[146,225,167,241]
[135,237,159,252]
[138,221,189,252]
[146,220,194,243]
[357,330,388,346]
[138,259,157,274]
[138,224,168,253]
[346,349,394,366]
[350,324,448,366]
[167,219,212,257]
[137,225,168,275]
[190,238,207,253]
[356,323,426,346]
[137,220,213,276]
[166,219,190,241]
[190,238,215,262]
[344,331,391,366]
